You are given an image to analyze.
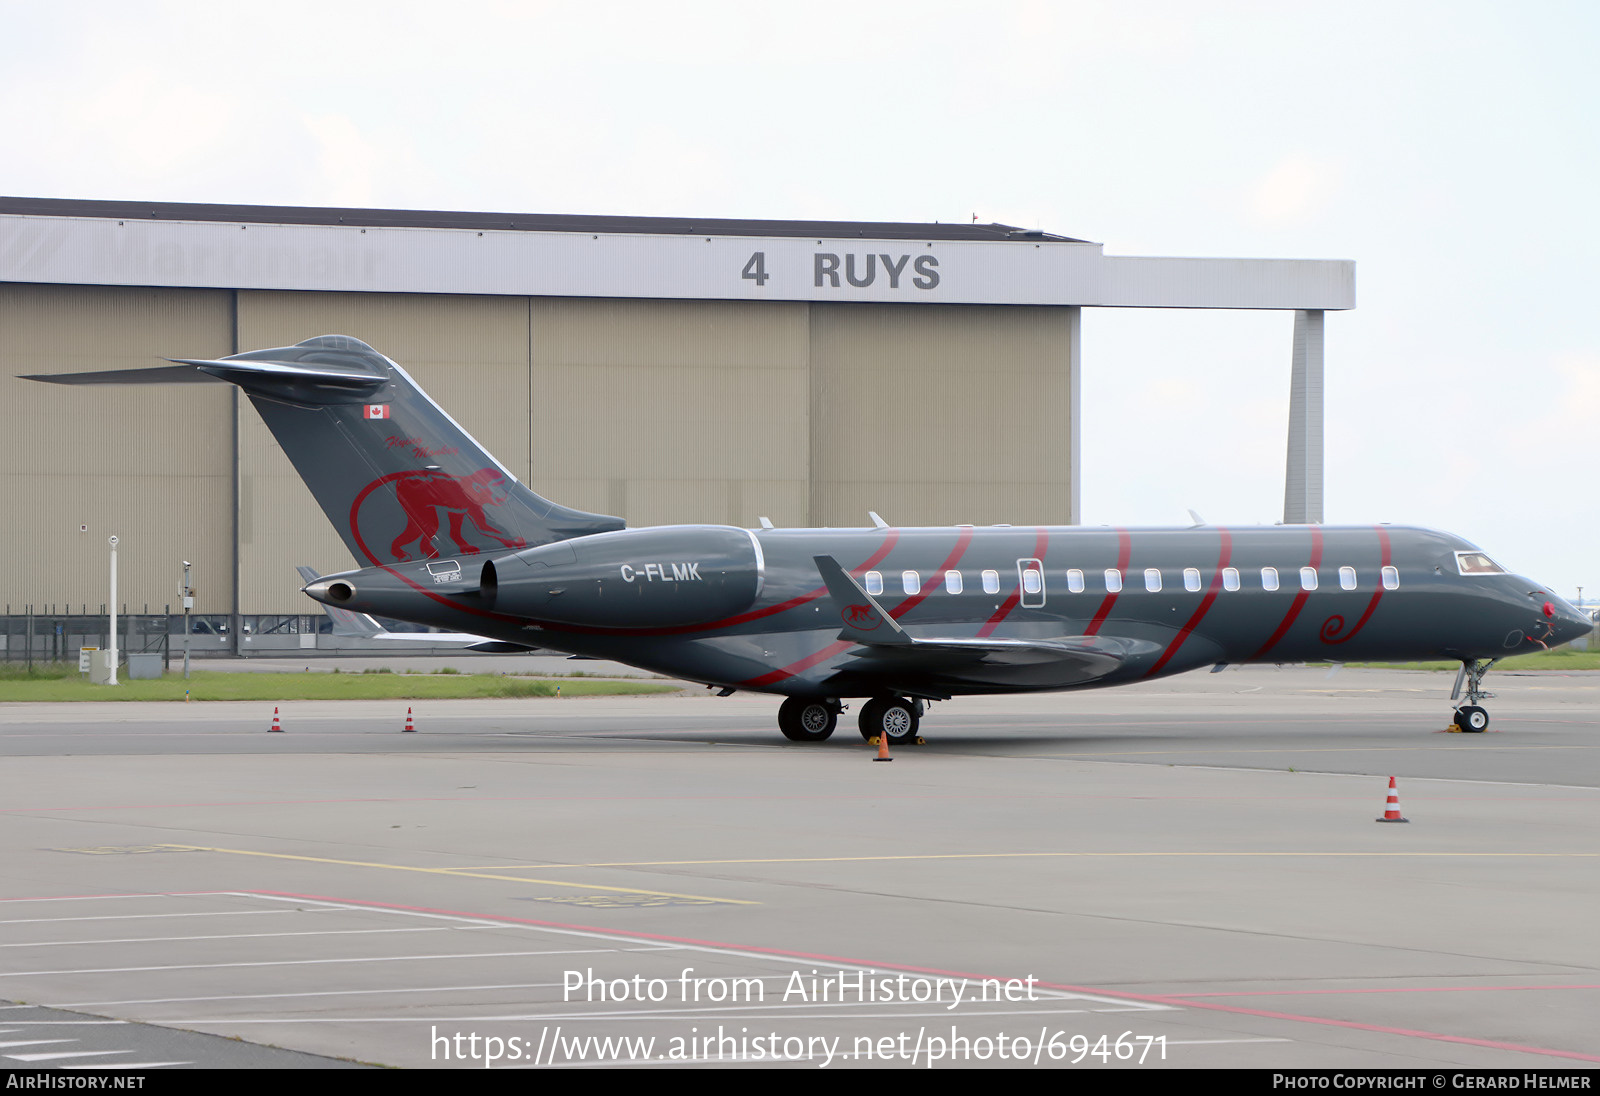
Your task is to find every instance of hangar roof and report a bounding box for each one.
[0,196,1088,244]
[0,196,1352,310]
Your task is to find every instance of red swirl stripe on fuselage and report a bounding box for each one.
[1248,526,1325,661]
[1083,528,1132,637]
[1146,527,1232,678]
[1319,526,1393,646]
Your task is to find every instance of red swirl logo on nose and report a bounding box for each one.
[1543,601,1555,618]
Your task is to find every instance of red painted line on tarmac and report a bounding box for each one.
[1167,984,1600,998]
[1146,527,1231,677]
[245,890,1600,1064]
[1083,527,1131,637]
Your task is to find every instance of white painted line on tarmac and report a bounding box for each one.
[0,909,302,925]
[0,894,189,904]
[172,1006,1140,1026]
[233,894,1157,1006]
[52,983,571,1008]
[0,1039,75,1048]
[0,948,626,978]
[0,925,502,948]
[6,1050,134,1062]
[60,1062,192,1069]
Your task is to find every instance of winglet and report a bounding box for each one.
[813,555,911,646]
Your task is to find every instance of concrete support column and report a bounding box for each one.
[1283,308,1324,524]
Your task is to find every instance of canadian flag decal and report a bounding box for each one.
[365,404,391,419]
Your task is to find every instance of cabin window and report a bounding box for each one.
[1455,551,1505,575]
[1382,566,1399,590]
[1021,568,1042,595]
[1300,566,1318,591]
[1222,567,1240,591]
[1261,567,1280,591]
[1339,566,1357,590]
[902,570,920,595]
[1066,568,1085,593]
[865,570,883,596]
[1183,568,1202,592]
[1104,568,1122,593]
[1144,568,1162,592]
[945,570,962,594]
[982,569,1000,594]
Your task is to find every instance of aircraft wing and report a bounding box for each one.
[811,555,1133,693]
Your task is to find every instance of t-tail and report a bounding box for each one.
[25,336,624,566]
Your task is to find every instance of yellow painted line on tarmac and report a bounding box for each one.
[442,850,1600,872]
[156,845,755,905]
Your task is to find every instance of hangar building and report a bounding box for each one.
[0,197,1352,653]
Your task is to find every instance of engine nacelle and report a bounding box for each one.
[481,526,762,628]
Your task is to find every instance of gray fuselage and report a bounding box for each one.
[311,521,1592,700]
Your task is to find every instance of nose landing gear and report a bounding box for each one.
[1451,658,1498,733]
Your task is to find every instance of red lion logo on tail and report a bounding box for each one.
[385,468,527,561]
[843,604,880,629]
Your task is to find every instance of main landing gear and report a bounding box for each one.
[777,697,841,741]
[857,696,924,746]
[776,695,928,745]
[1451,658,1498,733]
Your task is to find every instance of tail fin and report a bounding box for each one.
[30,336,624,566]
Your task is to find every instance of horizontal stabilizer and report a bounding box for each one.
[23,336,390,405]
[33,336,624,564]
[21,365,227,385]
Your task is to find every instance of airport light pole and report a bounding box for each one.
[107,535,119,686]
[181,561,193,681]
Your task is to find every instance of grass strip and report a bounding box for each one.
[1326,648,1600,672]
[0,669,681,702]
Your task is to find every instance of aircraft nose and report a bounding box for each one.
[1540,597,1594,646]
[1557,606,1595,645]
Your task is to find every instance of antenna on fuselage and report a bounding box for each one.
[868,511,889,530]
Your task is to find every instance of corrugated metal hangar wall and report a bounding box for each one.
[1,283,1076,615]
[1,198,1353,629]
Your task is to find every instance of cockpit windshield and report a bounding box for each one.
[1455,551,1505,575]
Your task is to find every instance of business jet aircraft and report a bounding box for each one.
[29,336,1591,743]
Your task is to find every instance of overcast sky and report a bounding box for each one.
[3,1,1596,599]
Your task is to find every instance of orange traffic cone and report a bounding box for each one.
[403,706,415,733]
[269,706,283,733]
[1375,776,1408,823]
[872,731,892,762]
